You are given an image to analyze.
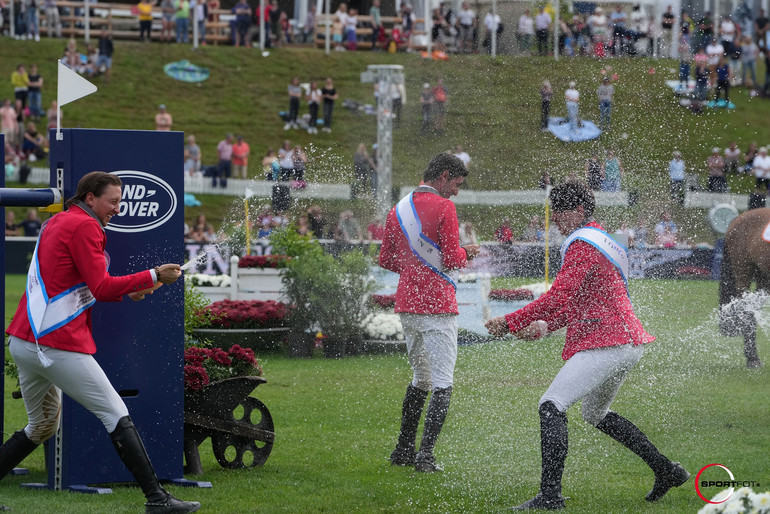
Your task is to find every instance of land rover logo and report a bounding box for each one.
[107,170,177,233]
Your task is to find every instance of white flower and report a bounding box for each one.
[361,313,404,340]
[185,273,232,288]
[753,492,770,511]
[697,503,722,514]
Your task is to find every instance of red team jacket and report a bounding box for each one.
[7,205,155,355]
[505,221,654,360]
[379,190,468,315]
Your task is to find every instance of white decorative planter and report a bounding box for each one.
[195,286,232,304]
[230,256,287,302]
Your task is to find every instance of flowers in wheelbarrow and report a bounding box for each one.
[184,344,263,391]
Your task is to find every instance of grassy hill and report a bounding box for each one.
[2,38,769,241]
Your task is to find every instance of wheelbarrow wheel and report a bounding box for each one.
[211,396,274,468]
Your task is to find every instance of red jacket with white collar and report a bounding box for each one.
[7,204,155,354]
[379,190,468,314]
[505,221,654,360]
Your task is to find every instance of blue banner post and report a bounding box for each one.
[21,128,190,491]
[1,133,5,440]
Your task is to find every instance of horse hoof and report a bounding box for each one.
[746,359,762,369]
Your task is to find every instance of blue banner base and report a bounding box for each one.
[167,478,213,488]
[68,485,114,494]
[20,483,113,494]
[10,468,29,476]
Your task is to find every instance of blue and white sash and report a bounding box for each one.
[560,226,629,291]
[25,216,98,366]
[395,186,457,289]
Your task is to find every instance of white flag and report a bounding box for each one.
[57,60,97,107]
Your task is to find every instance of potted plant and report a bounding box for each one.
[313,250,379,358]
[272,226,326,357]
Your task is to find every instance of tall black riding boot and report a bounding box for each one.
[512,401,568,510]
[0,430,38,481]
[596,411,689,501]
[414,386,452,472]
[110,416,201,514]
[390,384,428,466]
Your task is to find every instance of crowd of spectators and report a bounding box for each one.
[4,208,42,237]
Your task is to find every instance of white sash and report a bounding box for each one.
[395,186,457,289]
[560,226,629,290]
[25,214,99,366]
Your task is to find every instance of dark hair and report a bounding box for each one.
[64,171,122,210]
[549,179,595,217]
[423,153,468,183]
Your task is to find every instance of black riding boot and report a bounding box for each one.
[512,401,568,510]
[110,416,201,514]
[414,386,452,472]
[390,384,428,466]
[0,430,38,481]
[596,411,689,501]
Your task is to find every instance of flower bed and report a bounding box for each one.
[184,344,263,391]
[238,255,290,269]
[369,293,397,310]
[200,299,289,329]
[488,288,535,301]
[697,487,770,513]
[185,273,232,288]
[361,312,404,341]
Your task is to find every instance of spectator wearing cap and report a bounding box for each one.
[707,147,727,193]
[752,146,770,192]
[668,150,685,204]
[155,104,173,131]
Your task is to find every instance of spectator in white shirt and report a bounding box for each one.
[752,146,770,191]
[518,9,535,53]
[535,7,551,55]
[668,150,685,204]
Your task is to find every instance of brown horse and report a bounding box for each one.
[718,208,770,368]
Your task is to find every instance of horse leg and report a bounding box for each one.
[727,258,763,368]
[718,246,740,336]
[740,313,761,368]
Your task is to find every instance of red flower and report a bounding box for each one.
[238,255,290,269]
[203,300,289,329]
[488,289,535,301]
[184,365,210,391]
[370,294,397,309]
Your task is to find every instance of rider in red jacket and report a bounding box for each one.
[487,180,688,510]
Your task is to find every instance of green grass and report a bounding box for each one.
[2,276,768,512]
[2,40,770,242]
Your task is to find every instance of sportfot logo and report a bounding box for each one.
[107,170,177,233]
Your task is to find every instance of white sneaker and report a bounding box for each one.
[34,34,40,41]
[314,127,319,134]
[284,123,291,130]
